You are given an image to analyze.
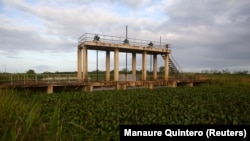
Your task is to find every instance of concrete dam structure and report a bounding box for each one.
[1,33,209,94]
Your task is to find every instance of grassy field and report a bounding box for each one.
[0,74,250,140]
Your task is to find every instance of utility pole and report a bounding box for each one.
[126,25,128,39]
[4,65,6,73]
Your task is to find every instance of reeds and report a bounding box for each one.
[0,90,64,141]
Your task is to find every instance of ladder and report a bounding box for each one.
[161,54,182,74]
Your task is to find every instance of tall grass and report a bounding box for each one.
[0,74,250,140]
[0,90,65,141]
[0,90,40,140]
[48,101,63,141]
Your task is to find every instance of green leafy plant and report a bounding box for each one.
[93,35,100,41]
[148,42,153,47]
[123,38,129,44]
[1,74,250,140]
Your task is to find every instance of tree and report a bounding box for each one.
[222,69,230,74]
[120,68,128,73]
[26,69,35,74]
[234,70,249,75]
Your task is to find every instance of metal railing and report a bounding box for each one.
[0,73,78,85]
[78,33,171,49]
[170,54,183,74]
[0,73,187,85]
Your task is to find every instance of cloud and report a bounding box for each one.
[33,65,52,73]
[1,0,165,52]
[160,0,250,71]
[0,0,249,73]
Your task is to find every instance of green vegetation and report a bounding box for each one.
[148,41,153,47]
[123,39,129,44]
[26,69,36,74]
[0,74,250,140]
[93,35,100,41]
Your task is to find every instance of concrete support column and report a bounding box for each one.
[120,83,127,90]
[187,82,194,87]
[87,84,93,92]
[80,84,93,92]
[164,53,169,80]
[142,51,147,80]
[83,47,88,81]
[153,54,157,80]
[168,81,177,87]
[47,85,53,94]
[77,47,83,82]
[132,53,136,75]
[114,49,119,81]
[116,82,127,90]
[106,51,110,81]
[148,83,154,89]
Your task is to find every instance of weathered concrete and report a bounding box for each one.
[2,79,210,94]
[77,48,83,82]
[168,81,177,87]
[120,83,127,90]
[130,81,135,87]
[87,84,93,92]
[80,83,93,92]
[106,51,110,81]
[82,41,171,54]
[177,82,194,87]
[187,82,194,87]
[83,47,88,81]
[78,40,171,83]
[132,53,136,75]
[144,82,154,89]
[115,82,126,90]
[153,54,157,80]
[142,51,147,80]
[47,85,53,94]
[114,49,119,81]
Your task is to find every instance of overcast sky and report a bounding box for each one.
[1,0,249,73]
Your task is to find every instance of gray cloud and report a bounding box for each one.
[33,65,52,73]
[160,0,250,71]
[0,0,249,72]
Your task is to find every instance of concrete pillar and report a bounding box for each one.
[77,47,83,82]
[81,84,93,92]
[142,51,147,80]
[187,82,194,87]
[115,82,120,90]
[87,84,93,92]
[83,47,88,81]
[132,53,136,75]
[120,83,127,90]
[47,85,53,94]
[153,54,157,80]
[148,83,154,89]
[168,81,177,87]
[114,49,119,81]
[106,51,110,81]
[86,49,88,79]
[130,81,135,87]
[80,86,87,91]
[164,53,169,81]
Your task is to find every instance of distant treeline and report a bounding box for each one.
[1,69,249,75]
[201,69,249,75]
